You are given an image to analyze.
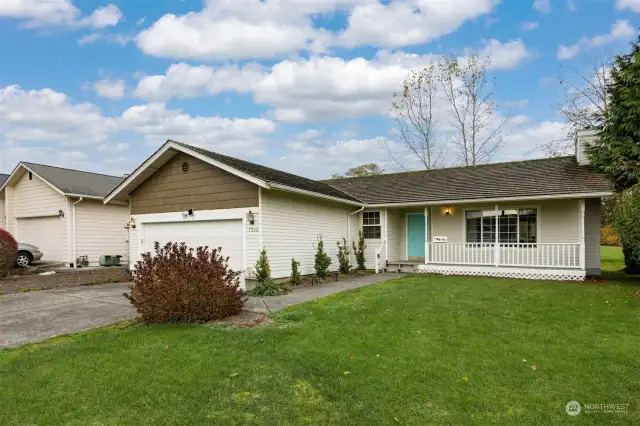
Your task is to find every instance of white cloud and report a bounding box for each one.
[617,0,640,12]
[505,99,530,108]
[78,4,122,29]
[557,20,635,60]
[501,121,567,160]
[337,0,498,48]
[0,85,277,171]
[137,0,499,60]
[533,0,551,13]
[86,79,126,99]
[520,21,539,31]
[477,39,531,70]
[0,0,122,28]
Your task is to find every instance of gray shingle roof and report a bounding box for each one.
[323,156,613,204]
[0,174,8,188]
[23,163,124,198]
[173,141,362,203]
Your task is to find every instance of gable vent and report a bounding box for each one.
[182,162,189,173]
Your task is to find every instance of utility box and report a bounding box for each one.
[99,255,122,267]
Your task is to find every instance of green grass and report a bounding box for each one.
[1,275,639,425]
[602,246,624,272]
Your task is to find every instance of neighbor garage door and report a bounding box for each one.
[17,216,63,262]
[142,220,244,272]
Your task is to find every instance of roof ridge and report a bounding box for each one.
[323,156,577,182]
[21,162,123,179]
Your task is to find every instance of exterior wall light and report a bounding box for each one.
[247,210,255,225]
[125,217,136,229]
[58,209,65,217]
[444,206,452,216]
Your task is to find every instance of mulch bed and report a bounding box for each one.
[209,311,272,328]
[0,267,131,295]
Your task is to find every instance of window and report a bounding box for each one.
[466,208,537,244]
[362,211,381,239]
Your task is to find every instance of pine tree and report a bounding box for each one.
[254,248,271,284]
[336,238,351,274]
[290,258,301,285]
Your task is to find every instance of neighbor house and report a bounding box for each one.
[106,130,612,288]
[0,173,8,229]
[1,163,129,266]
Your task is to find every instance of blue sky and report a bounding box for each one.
[0,0,637,178]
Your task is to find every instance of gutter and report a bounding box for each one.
[72,197,83,267]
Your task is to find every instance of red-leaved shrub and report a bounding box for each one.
[126,242,246,324]
[0,229,18,278]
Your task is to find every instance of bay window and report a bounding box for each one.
[465,208,537,245]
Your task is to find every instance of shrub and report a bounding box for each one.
[610,187,640,274]
[601,225,621,247]
[248,248,288,296]
[126,242,245,324]
[314,236,332,280]
[336,238,351,274]
[352,230,367,271]
[290,258,301,285]
[0,229,17,278]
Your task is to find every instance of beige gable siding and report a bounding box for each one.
[130,153,259,215]
[584,198,601,275]
[0,192,5,229]
[261,189,353,278]
[10,171,70,263]
[75,200,129,265]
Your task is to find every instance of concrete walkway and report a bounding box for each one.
[245,272,400,313]
[1,272,400,348]
[0,283,134,348]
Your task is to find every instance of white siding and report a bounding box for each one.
[584,198,601,275]
[128,223,139,270]
[261,190,353,278]
[5,186,15,235]
[386,209,402,261]
[10,171,70,263]
[245,211,261,273]
[74,200,129,266]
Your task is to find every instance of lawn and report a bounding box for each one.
[1,275,639,425]
[602,246,624,272]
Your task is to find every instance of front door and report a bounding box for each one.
[407,214,426,261]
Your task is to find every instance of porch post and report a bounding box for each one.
[579,199,586,269]
[494,203,500,267]
[424,206,429,264]
[384,208,388,264]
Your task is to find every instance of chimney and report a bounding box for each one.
[575,128,599,165]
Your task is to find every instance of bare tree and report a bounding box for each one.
[387,65,444,170]
[544,51,613,157]
[438,54,508,166]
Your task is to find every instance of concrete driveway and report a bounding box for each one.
[0,283,134,348]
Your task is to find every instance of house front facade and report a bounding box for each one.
[1,163,129,266]
[106,130,612,288]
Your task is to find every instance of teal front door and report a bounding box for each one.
[407,214,426,260]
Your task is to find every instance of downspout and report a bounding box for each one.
[72,197,83,267]
[347,206,365,264]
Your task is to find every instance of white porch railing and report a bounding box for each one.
[427,243,582,269]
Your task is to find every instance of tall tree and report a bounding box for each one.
[388,65,443,170]
[543,52,612,157]
[438,54,507,166]
[331,163,385,179]
[588,37,640,273]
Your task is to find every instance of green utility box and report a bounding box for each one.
[99,255,123,267]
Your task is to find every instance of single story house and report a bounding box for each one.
[1,163,129,266]
[105,130,612,288]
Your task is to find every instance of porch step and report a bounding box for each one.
[385,260,421,273]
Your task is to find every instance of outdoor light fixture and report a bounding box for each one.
[247,210,255,225]
[182,209,195,219]
[125,217,136,229]
[58,209,65,217]
[444,206,452,216]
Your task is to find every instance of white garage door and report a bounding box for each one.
[17,216,63,262]
[143,220,244,273]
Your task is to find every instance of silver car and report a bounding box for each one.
[16,243,43,267]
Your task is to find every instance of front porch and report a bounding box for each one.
[357,198,601,281]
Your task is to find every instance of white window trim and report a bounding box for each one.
[461,205,542,245]
[361,210,382,240]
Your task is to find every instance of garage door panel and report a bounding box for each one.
[143,220,243,272]
[17,217,63,262]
